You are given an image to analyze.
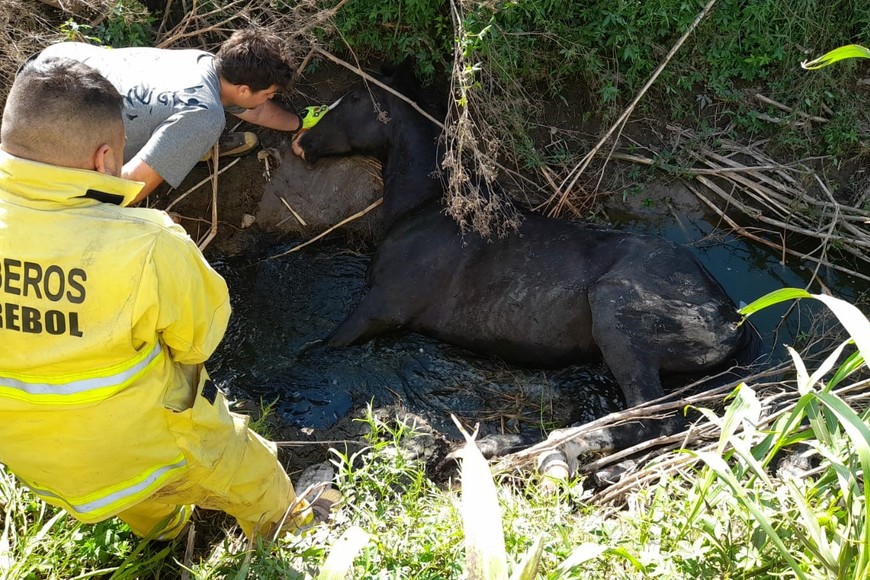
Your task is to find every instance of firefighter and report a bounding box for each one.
[0,56,334,540]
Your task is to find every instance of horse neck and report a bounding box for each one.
[380,123,443,229]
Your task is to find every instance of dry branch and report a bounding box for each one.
[34,0,100,16]
[265,197,384,260]
[545,0,719,217]
[609,125,870,283]
[311,46,445,129]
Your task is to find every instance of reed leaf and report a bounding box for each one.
[801,44,870,70]
[317,526,371,580]
[452,416,510,580]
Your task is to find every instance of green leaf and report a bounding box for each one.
[452,415,509,580]
[801,44,870,70]
[318,526,371,580]
[510,534,544,580]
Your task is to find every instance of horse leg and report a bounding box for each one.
[325,290,402,347]
[565,282,686,456]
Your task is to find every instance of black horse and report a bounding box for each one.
[293,63,761,458]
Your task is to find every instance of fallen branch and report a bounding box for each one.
[545,0,719,217]
[197,143,220,251]
[265,197,384,260]
[494,364,786,476]
[754,93,829,124]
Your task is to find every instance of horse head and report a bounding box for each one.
[294,59,445,228]
[294,59,434,164]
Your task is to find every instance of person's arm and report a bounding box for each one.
[148,224,232,364]
[234,100,301,132]
[123,158,165,205]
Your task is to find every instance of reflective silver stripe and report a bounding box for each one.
[30,456,187,516]
[0,343,162,396]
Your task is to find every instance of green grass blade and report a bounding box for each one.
[801,44,870,70]
[690,450,809,579]
[554,543,608,574]
[510,534,544,580]
[813,392,870,578]
[738,288,813,317]
[827,350,865,391]
[317,526,371,580]
[785,480,838,573]
[717,383,760,454]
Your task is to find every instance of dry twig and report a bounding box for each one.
[197,143,220,250]
[544,0,719,217]
[608,126,870,283]
[265,198,384,260]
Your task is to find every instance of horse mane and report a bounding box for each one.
[375,58,447,121]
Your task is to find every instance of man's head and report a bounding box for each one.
[1,57,126,175]
[215,28,295,109]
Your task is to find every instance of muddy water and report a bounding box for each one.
[607,195,865,358]
[210,242,622,440]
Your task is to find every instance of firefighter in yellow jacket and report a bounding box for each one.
[0,57,318,540]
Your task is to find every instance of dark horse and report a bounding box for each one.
[293,63,761,458]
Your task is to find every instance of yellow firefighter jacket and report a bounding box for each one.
[0,150,231,522]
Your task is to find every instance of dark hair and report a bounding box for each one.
[1,57,124,165]
[215,28,295,92]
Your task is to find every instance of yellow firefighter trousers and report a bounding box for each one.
[116,382,309,540]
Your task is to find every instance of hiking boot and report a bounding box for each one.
[274,484,343,540]
[309,487,342,523]
[201,132,258,161]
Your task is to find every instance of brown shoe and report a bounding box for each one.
[201,132,258,161]
[309,488,342,523]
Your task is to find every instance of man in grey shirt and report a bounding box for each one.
[37,28,304,203]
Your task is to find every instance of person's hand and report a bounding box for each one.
[291,132,305,159]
